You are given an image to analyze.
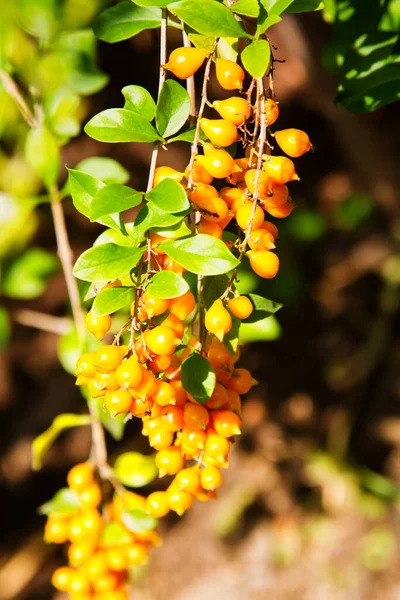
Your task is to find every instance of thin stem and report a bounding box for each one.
[50,185,86,345]
[0,71,39,128]
[12,309,73,335]
[182,28,197,121]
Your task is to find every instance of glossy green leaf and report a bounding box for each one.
[246,294,283,322]
[94,2,161,43]
[67,168,119,230]
[92,286,134,316]
[132,203,189,244]
[217,37,239,61]
[168,127,208,143]
[85,109,162,143]
[188,33,216,52]
[146,271,189,299]
[230,0,260,17]
[122,85,156,121]
[181,352,216,404]
[133,0,171,5]
[261,0,293,15]
[168,0,251,38]
[146,178,189,212]
[156,80,190,138]
[91,184,143,221]
[121,510,158,534]
[161,234,240,275]
[25,126,60,190]
[38,488,81,516]
[284,0,324,12]
[0,307,11,353]
[241,40,271,78]
[75,157,130,184]
[101,522,133,547]
[114,452,158,487]
[257,1,282,36]
[94,398,127,440]
[2,248,59,299]
[239,314,281,342]
[73,244,145,282]
[32,413,92,471]
[94,226,135,248]
[151,220,191,239]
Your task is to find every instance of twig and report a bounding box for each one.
[182,28,197,121]
[0,71,39,128]
[49,185,86,345]
[12,309,73,335]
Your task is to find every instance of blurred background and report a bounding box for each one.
[1,1,400,598]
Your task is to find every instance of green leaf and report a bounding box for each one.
[133,0,171,5]
[91,185,143,221]
[32,413,92,471]
[114,452,158,487]
[85,109,162,143]
[239,314,281,342]
[152,220,192,239]
[25,127,60,190]
[132,203,189,243]
[256,1,282,36]
[161,234,240,275]
[217,37,239,61]
[230,0,260,17]
[259,0,293,16]
[95,398,126,440]
[94,2,161,43]
[146,178,189,213]
[94,227,135,248]
[73,244,145,282]
[284,0,324,12]
[122,85,156,121]
[75,157,130,184]
[241,40,271,78]
[0,307,11,353]
[146,271,189,299]
[168,0,252,38]
[188,33,216,52]
[181,353,216,404]
[168,127,208,143]
[101,522,133,547]
[92,286,135,317]
[67,168,118,230]
[121,510,158,534]
[156,80,190,138]
[2,248,59,299]
[246,294,283,322]
[38,488,81,516]
[57,327,98,375]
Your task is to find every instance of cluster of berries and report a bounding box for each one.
[46,463,159,600]
[163,47,312,280]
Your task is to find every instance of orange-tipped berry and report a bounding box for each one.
[212,97,251,126]
[86,309,111,340]
[262,156,299,185]
[228,296,253,320]
[274,128,312,158]
[215,58,245,90]
[212,410,242,437]
[164,47,207,79]
[205,298,232,341]
[144,326,181,356]
[200,118,238,148]
[247,250,280,278]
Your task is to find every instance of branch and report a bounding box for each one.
[0,71,39,128]
[182,28,197,121]
[12,309,73,336]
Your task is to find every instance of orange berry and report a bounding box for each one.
[130,396,153,417]
[148,427,174,450]
[163,256,186,276]
[69,571,91,594]
[129,368,157,401]
[51,566,75,592]
[146,491,170,518]
[159,405,184,432]
[203,453,229,469]
[181,427,206,451]
[68,540,96,567]
[266,199,295,218]
[122,490,147,511]
[206,382,229,410]
[67,462,94,491]
[87,378,105,398]
[168,290,195,321]
[148,353,172,373]
[104,389,133,416]
[201,466,223,490]
[228,367,255,394]
[215,58,245,90]
[244,169,271,196]
[92,572,119,594]
[142,291,169,318]
[196,147,237,178]
[94,345,127,373]
[248,228,276,251]
[174,467,201,494]
[204,432,230,462]
[105,548,128,572]
[219,186,245,209]
[197,218,223,239]
[200,118,238,148]
[212,409,242,437]
[149,231,168,255]
[115,355,143,389]
[265,98,279,126]
[205,299,232,341]
[79,482,102,509]
[259,183,288,208]
[190,182,218,203]
[212,97,251,126]
[144,326,181,356]
[262,155,299,185]
[75,352,96,378]
[153,380,176,406]
[183,402,210,429]
[274,128,312,158]
[153,166,183,187]
[192,194,229,224]
[262,220,279,239]
[236,202,265,231]
[95,370,119,391]
[126,543,149,566]
[226,388,242,416]
[230,192,248,215]
[165,47,207,79]
[248,249,280,278]
[185,163,213,184]
[44,516,70,544]
[167,487,194,515]
[86,309,111,340]
[228,296,253,319]
[155,446,184,476]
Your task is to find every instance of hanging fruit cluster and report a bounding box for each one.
[38,4,313,596]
